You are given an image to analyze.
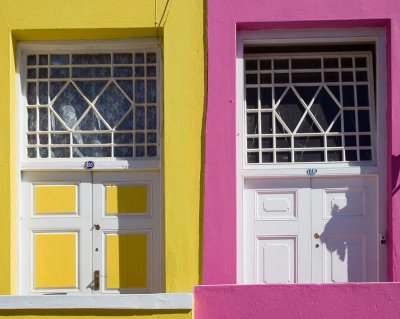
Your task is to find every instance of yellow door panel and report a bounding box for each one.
[105,185,148,214]
[34,233,77,289]
[35,185,77,214]
[106,233,148,289]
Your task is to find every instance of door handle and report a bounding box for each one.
[93,224,100,230]
[93,270,100,291]
[314,232,320,239]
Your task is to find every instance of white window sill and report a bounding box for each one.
[0,294,193,310]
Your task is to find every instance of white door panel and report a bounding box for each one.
[244,176,380,284]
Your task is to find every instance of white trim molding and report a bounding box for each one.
[0,293,192,310]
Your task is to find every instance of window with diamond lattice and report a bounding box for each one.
[25,51,159,159]
[244,52,375,164]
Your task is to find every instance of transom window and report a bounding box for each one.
[25,50,159,159]
[244,50,375,164]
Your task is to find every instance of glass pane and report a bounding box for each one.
[147,80,157,103]
[292,72,322,83]
[246,74,257,84]
[39,55,48,65]
[135,53,145,64]
[342,72,353,82]
[50,68,70,78]
[28,148,37,158]
[147,145,157,157]
[39,82,48,105]
[95,83,132,128]
[246,113,258,134]
[135,145,145,157]
[294,136,323,148]
[135,80,145,103]
[53,83,89,128]
[260,88,272,109]
[245,60,257,70]
[72,67,111,78]
[116,80,133,100]
[274,59,289,70]
[324,58,338,68]
[28,134,37,145]
[114,53,133,64]
[135,67,145,77]
[260,74,271,84]
[274,73,289,83]
[50,81,67,100]
[115,133,133,144]
[358,110,371,132]
[359,135,371,146]
[276,89,304,132]
[344,111,356,132]
[341,58,353,68]
[324,72,339,82]
[39,68,48,79]
[50,54,69,65]
[28,109,37,131]
[327,136,342,147]
[27,82,37,105]
[295,86,318,105]
[72,54,111,64]
[115,146,133,157]
[147,66,156,77]
[147,106,157,130]
[39,108,48,131]
[276,136,291,148]
[360,150,372,161]
[135,107,145,130]
[114,67,133,77]
[328,151,343,161]
[247,152,259,163]
[292,58,321,69]
[356,71,368,82]
[146,53,157,63]
[297,114,319,133]
[262,152,273,163]
[147,132,157,143]
[246,88,258,109]
[261,113,272,134]
[39,134,48,144]
[73,147,111,157]
[357,85,369,106]
[39,147,48,158]
[342,86,355,107]
[27,69,36,79]
[50,111,68,131]
[311,88,340,131]
[27,55,37,65]
[261,138,273,148]
[276,152,291,162]
[295,151,324,162]
[74,80,107,102]
[116,110,133,131]
[51,134,70,144]
[73,133,111,144]
[355,57,367,68]
[135,132,145,143]
[260,60,271,70]
[51,147,70,158]
[345,135,357,146]
[247,138,259,149]
[345,150,357,161]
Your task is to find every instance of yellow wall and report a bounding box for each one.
[0,0,204,318]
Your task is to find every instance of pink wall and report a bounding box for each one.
[194,283,400,319]
[204,0,400,284]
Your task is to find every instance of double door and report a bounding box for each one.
[21,171,161,294]
[243,176,381,283]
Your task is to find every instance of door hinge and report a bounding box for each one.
[94,270,100,291]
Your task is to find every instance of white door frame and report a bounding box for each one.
[236,28,387,283]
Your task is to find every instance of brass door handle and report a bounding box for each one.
[314,232,320,239]
[94,224,100,230]
[93,270,100,291]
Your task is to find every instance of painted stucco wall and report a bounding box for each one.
[194,283,400,319]
[204,0,400,284]
[0,0,204,317]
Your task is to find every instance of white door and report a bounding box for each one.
[20,171,161,294]
[243,176,379,284]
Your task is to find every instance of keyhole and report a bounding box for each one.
[95,248,99,252]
